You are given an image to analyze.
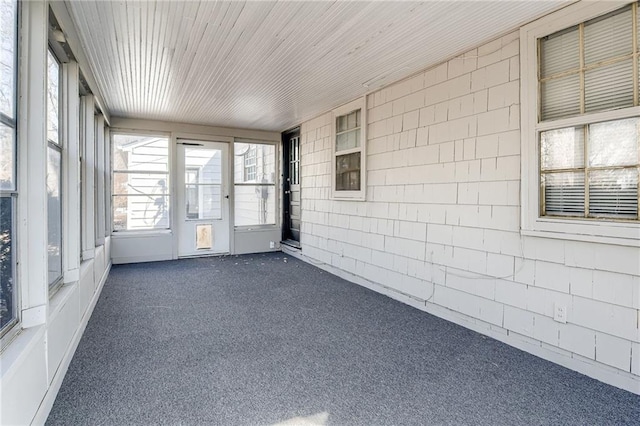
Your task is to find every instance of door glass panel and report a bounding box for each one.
[184,147,222,220]
[289,136,300,185]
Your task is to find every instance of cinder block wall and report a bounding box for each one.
[298,31,640,392]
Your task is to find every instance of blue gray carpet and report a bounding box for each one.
[47,253,639,425]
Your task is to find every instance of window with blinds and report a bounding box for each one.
[539,3,640,221]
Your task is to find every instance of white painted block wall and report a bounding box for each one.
[298,31,640,393]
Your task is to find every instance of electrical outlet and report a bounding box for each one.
[269,241,275,249]
[554,304,567,323]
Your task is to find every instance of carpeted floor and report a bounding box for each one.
[47,252,639,425]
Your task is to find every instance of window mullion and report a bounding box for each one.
[335,146,362,156]
[579,23,585,115]
[634,3,639,107]
[583,124,589,218]
[535,105,640,131]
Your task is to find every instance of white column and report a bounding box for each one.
[95,114,105,246]
[104,126,111,237]
[18,0,48,327]
[63,61,80,283]
[81,94,95,259]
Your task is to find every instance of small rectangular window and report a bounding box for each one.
[234,142,276,227]
[0,196,16,333]
[47,49,63,290]
[47,50,61,146]
[112,134,171,231]
[47,146,63,286]
[332,98,366,199]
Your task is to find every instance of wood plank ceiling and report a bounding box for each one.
[66,0,569,132]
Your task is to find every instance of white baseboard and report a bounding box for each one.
[31,261,112,425]
[290,249,640,395]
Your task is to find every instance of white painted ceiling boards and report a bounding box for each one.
[66,0,569,131]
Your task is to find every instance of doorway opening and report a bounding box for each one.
[282,128,300,247]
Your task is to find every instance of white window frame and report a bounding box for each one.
[331,97,367,200]
[0,0,19,343]
[520,0,640,247]
[232,139,279,229]
[47,46,64,294]
[110,130,172,233]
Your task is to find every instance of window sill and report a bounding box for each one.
[48,281,78,321]
[331,191,366,202]
[0,325,44,378]
[522,218,640,247]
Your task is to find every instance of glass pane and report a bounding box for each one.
[542,171,585,217]
[186,168,199,185]
[47,50,60,145]
[589,169,638,219]
[347,111,357,129]
[584,5,633,65]
[540,26,580,77]
[112,195,170,231]
[112,134,169,172]
[589,118,639,167]
[0,196,15,331]
[540,126,584,170]
[585,60,634,113]
[185,147,222,184]
[0,123,14,190]
[336,129,360,151]
[336,152,361,191]
[185,184,221,220]
[540,74,580,121]
[0,0,17,118]
[337,115,347,133]
[47,147,62,287]
[234,143,276,184]
[186,184,199,219]
[234,185,276,226]
[112,172,169,196]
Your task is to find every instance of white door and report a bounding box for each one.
[177,140,230,256]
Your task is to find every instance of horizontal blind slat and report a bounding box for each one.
[585,60,634,112]
[584,5,633,65]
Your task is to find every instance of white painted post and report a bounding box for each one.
[81,94,95,259]
[95,114,105,246]
[63,61,81,283]
[18,0,48,327]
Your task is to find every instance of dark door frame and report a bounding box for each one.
[281,127,300,244]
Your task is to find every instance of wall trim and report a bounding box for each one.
[286,247,640,395]
[31,261,112,425]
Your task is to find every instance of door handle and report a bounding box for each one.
[225,195,229,199]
